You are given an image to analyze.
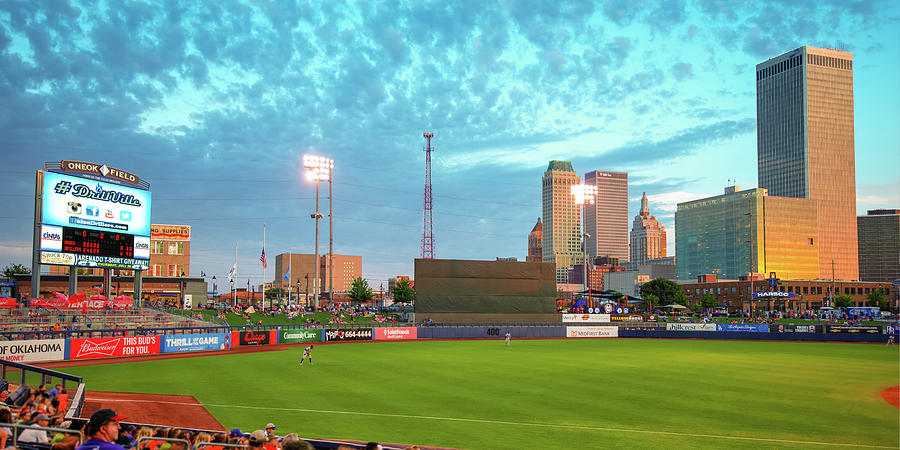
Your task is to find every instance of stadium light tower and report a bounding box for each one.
[572,183,597,303]
[303,154,333,309]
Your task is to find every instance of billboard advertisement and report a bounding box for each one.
[566,326,618,338]
[716,324,770,333]
[69,336,160,360]
[769,324,818,333]
[42,172,151,236]
[0,339,65,363]
[324,328,372,341]
[562,314,611,323]
[825,325,883,334]
[609,314,657,322]
[666,323,717,331]
[279,329,322,343]
[161,333,231,353]
[373,327,417,340]
[233,330,275,346]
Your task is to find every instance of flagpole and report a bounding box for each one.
[289,247,292,305]
[233,242,237,308]
[262,223,266,311]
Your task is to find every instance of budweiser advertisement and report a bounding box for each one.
[69,336,160,360]
[233,330,275,346]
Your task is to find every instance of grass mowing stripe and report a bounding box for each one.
[60,340,899,449]
[85,398,895,449]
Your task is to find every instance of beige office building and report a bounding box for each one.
[542,161,581,283]
[630,192,666,266]
[756,46,858,280]
[274,253,361,296]
[584,170,629,264]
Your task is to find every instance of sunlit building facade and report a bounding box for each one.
[583,170,629,264]
[757,46,858,280]
[676,187,819,281]
[527,217,542,263]
[542,161,581,283]
[630,192,667,266]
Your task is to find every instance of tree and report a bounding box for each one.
[2,263,30,277]
[265,287,286,300]
[833,294,853,309]
[699,293,718,309]
[865,289,889,310]
[392,279,414,304]
[639,278,686,307]
[348,277,373,304]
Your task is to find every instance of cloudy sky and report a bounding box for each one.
[1,0,898,289]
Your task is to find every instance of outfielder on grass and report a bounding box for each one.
[299,345,313,366]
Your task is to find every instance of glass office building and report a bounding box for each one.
[676,187,818,281]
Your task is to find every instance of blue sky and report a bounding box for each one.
[1,0,898,289]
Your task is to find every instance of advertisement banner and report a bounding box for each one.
[279,329,322,343]
[609,314,657,322]
[74,254,149,271]
[324,328,372,341]
[716,324,770,333]
[161,333,231,353]
[69,336,160,359]
[0,339,65,363]
[562,314,611,323]
[847,307,881,319]
[566,326,618,338]
[373,327,417,340]
[42,171,152,237]
[234,330,274,346]
[825,325,883,334]
[769,324,819,333]
[666,323,717,332]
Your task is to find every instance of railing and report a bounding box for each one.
[0,423,83,449]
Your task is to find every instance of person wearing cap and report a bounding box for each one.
[17,413,51,443]
[265,423,276,438]
[247,430,268,450]
[75,409,127,450]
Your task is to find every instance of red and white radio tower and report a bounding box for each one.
[421,132,435,259]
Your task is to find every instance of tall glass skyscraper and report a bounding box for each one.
[756,46,858,280]
[542,161,581,283]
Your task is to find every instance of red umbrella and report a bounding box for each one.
[114,295,131,301]
[67,292,86,303]
[53,292,67,302]
[90,294,108,301]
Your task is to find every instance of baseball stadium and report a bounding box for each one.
[0,259,897,450]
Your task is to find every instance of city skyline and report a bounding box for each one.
[1,2,898,287]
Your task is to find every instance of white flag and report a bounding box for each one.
[228,262,237,283]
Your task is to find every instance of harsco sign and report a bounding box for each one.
[0,339,65,363]
[752,292,795,298]
[161,333,231,353]
[279,329,321,343]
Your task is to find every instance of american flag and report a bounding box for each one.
[260,248,267,268]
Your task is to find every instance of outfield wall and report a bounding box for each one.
[1,324,893,363]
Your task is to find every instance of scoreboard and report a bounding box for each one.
[39,171,151,270]
[62,227,135,259]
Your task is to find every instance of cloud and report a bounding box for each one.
[599,119,756,165]
[671,62,693,81]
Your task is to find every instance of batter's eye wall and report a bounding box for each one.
[414,259,558,322]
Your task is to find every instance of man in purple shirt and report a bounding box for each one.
[75,409,127,450]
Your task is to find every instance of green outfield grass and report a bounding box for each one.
[58,340,898,449]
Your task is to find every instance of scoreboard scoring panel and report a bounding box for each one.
[62,227,135,259]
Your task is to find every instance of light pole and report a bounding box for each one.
[571,183,597,307]
[303,154,333,310]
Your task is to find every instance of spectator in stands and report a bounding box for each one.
[0,408,14,449]
[75,408,127,450]
[247,430,268,450]
[282,439,314,450]
[18,413,51,444]
[47,384,62,398]
[264,423,277,439]
[364,443,383,450]
[52,434,80,450]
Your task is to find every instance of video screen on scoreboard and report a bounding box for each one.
[40,171,151,270]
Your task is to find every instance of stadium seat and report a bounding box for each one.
[4,384,29,407]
